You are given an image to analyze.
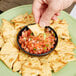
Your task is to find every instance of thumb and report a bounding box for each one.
[39,6,56,27]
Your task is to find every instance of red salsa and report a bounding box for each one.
[19,29,56,54]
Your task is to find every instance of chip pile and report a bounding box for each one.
[0,13,76,76]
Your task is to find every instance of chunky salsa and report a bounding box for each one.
[19,29,56,54]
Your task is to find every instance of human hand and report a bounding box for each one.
[32,0,75,27]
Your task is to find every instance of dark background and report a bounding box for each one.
[0,0,76,13]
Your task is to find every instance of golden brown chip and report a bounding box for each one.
[21,59,42,76]
[11,13,35,24]
[50,19,70,39]
[28,24,44,36]
[23,57,41,70]
[0,41,19,69]
[11,13,28,23]
[39,54,50,64]
[18,50,29,61]
[47,51,59,62]
[11,13,35,31]
[55,38,75,52]
[14,23,27,30]
[0,54,18,69]
[58,53,76,63]
[1,19,19,48]
[0,35,4,48]
[22,67,42,76]
[1,19,16,41]
[13,60,21,72]
[50,60,66,72]
[0,41,19,54]
[41,64,52,76]
[2,19,14,30]
[13,59,26,72]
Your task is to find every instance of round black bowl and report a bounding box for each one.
[17,23,58,56]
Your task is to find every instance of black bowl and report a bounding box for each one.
[17,23,58,56]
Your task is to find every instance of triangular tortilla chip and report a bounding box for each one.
[0,41,19,54]
[18,50,29,61]
[0,41,19,69]
[50,60,65,72]
[23,57,41,70]
[41,64,52,76]
[13,60,21,72]
[0,54,18,69]
[11,13,28,23]
[0,35,4,48]
[28,24,44,36]
[1,19,16,42]
[22,63,42,76]
[55,38,75,52]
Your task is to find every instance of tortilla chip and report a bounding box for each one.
[22,67,42,76]
[22,61,52,76]
[13,60,21,72]
[47,51,59,62]
[1,19,19,48]
[41,64,52,76]
[14,23,27,30]
[0,41,19,54]
[23,57,41,70]
[27,13,35,24]
[19,50,29,61]
[11,13,28,23]
[11,13,35,24]
[0,41,19,69]
[13,50,30,72]
[28,24,44,36]
[11,13,35,31]
[50,60,65,72]
[56,24,70,39]
[39,54,50,64]
[58,53,75,63]
[0,35,4,48]
[2,19,14,31]
[55,38,75,52]
[1,19,16,41]
[0,54,18,69]
[13,59,26,72]
[50,19,70,39]
[22,60,42,76]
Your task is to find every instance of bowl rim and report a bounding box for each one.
[17,23,58,56]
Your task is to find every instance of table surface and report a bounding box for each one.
[0,0,76,13]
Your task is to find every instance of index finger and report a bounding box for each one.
[32,0,43,23]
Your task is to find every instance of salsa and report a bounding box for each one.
[19,29,56,54]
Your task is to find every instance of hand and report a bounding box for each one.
[32,0,75,27]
